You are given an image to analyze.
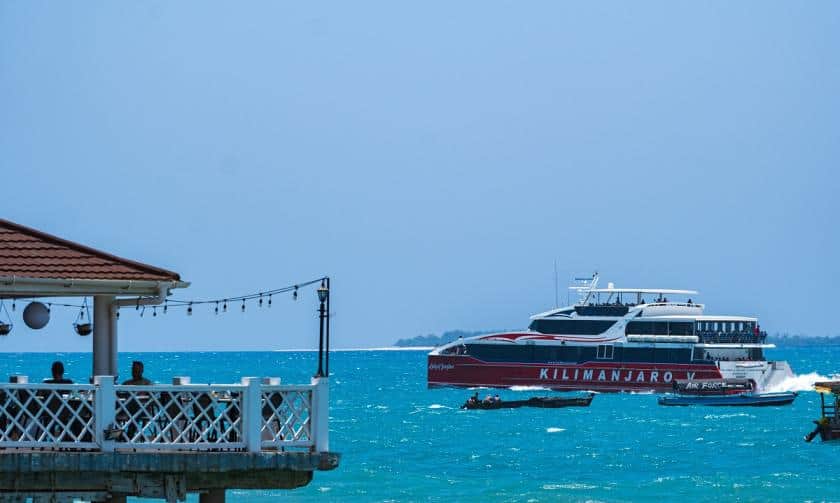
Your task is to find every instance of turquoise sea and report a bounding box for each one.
[2,346,838,502]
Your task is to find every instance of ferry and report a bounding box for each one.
[427,274,794,393]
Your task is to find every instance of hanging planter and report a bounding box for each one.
[73,297,92,336]
[0,300,12,335]
[74,322,92,336]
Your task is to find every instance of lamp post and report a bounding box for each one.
[316,280,329,377]
[325,277,331,376]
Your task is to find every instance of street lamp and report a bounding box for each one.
[316,280,329,377]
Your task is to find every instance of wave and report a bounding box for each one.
[765,371,834,392]
[509,385,550,391]
[546,427,566,433]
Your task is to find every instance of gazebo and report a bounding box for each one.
[0,218,189,378]
[0,219,337,503]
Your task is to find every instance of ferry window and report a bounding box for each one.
[596,345,614,359]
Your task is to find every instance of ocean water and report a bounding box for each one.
[2,346,838,502]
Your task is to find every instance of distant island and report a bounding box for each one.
[767,333,840,346]
[393,329,508,348]
[394,330,840,347]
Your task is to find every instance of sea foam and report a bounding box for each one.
[765,371,834,392]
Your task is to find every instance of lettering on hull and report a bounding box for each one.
[535,368,698,384]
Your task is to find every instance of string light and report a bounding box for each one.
[1,276,328,320]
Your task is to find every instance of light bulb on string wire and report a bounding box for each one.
[153,306,157,317]
[215,302,219,315]
[163,300,168,314]
[259,294,263,308]
[187,303,193,316]
[223,300,227,313]
[268,294,272,307]
[241,300,245,312]
[293,286,298,301]
[140,306,145,317]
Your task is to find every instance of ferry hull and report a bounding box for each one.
[428,355,723,392]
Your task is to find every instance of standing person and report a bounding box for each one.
[44,361,73,384]
[122,361,152,385]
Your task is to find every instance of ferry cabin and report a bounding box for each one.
[444,315,768,367]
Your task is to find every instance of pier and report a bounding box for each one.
[0,219,338,502]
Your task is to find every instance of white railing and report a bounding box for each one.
[112,383,246,451]
[0,382,98,450]
[260,385,313,449]
[0,376,329,453]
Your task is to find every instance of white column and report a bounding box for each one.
[241,377,262,453]
[109,301,119,380]
[311,376,329,453]
[93,296,116,377]
[94,375,116,452]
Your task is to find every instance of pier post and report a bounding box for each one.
[242,377,262,453]
[311,376,329,453]
[94,375,116,452]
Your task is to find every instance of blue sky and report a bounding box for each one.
[1,2,838,351]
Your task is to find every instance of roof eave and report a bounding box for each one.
[0,275,190,297]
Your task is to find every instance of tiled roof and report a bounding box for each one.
[0,219,181,282]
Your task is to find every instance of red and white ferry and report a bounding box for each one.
[428,274,794,392]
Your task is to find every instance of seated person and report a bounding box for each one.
[122,361,152,385]
[43,361,73,384]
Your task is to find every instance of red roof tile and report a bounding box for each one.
[0,219,181,282]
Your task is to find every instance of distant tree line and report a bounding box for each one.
[394,330,508,347]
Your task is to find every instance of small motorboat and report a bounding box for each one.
[804,381,840,442]
[658,378,796,407]
[658,391,797,407]
[462,393,594,410]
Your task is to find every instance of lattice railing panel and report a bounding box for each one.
[113,385,244,450]
[0,384,97,449]
[260,386,313,448]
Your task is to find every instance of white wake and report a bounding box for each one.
[764,371,835,393]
